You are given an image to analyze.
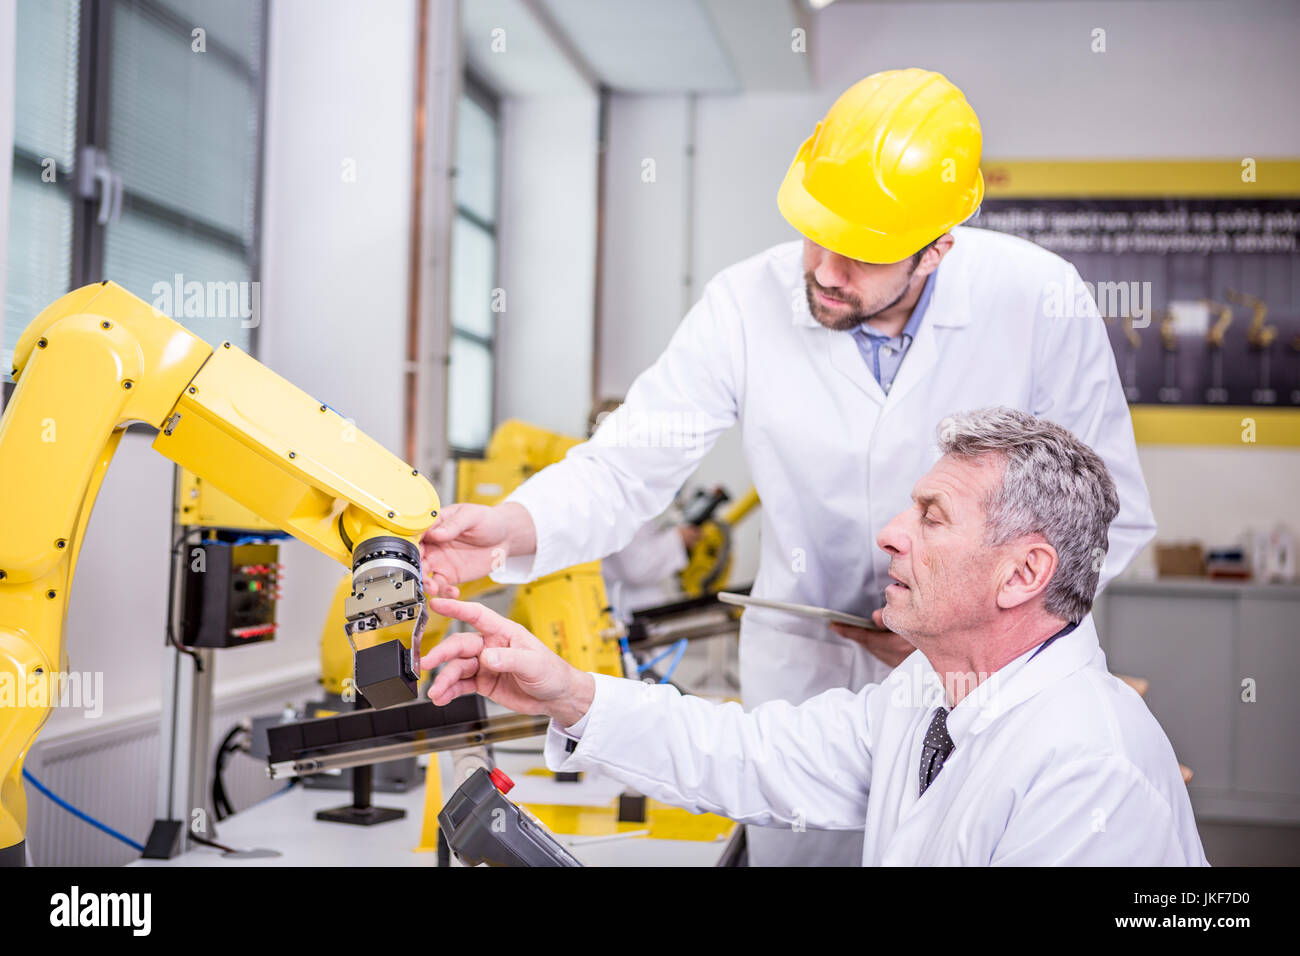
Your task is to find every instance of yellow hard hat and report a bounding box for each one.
[778,68,984,264]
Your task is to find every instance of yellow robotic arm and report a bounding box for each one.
[680,486,760,597]
[0,281,439,864]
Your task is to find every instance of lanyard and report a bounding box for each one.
[1027,620,1079,662]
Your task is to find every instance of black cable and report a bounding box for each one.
[166,533,203,672]
[639,670,693,697]
[218,738,243,818]
[212,754,231,820]
[187,831,238,855]
[217,728,248,819]
[212,724,248,821]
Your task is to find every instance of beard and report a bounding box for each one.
[803,269,916,332]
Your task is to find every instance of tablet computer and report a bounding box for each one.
[717,592,883,630]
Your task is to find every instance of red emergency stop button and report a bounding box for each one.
[489,768,514,794]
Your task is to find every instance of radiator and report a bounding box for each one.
[24,671,321,867]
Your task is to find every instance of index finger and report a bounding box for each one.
[419,630,484,671]
[428,598,517,640]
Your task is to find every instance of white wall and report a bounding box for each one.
[250,0,419,690]
[41,0,422,738]
[1136,445,1300,556]
[813,0,1300,160]
[597,92,769,580]
[596,95,691,395]
[494,94,599,436]
[596,0,1300,580]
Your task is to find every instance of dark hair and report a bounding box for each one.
[910,236,943,270]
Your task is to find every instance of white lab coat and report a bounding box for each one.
[543,624,1208,866]
[495,227,1157,863]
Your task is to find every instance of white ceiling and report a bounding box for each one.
[463,0,812,96]
[702,0,815,91]
[462,0,594,97]
[538,0,738,92]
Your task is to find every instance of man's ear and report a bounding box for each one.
[932,232,955,257]
[996,539,1058,610]
[914,233,954,279]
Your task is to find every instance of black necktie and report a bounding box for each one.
[918,707,955,796]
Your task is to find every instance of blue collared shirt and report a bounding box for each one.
[851,268,938,392]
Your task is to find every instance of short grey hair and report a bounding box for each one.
[936,408,1120,623]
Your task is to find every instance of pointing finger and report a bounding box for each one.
[428,677,479,707]
[426,656,480,702]
[428,598,517,642]
[419,631,483,671]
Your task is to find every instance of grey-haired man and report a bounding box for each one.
[422,409,1206,866]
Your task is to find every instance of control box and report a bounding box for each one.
[180,541,280,648]
[439,767,582,867]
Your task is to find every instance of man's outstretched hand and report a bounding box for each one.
[420,597,594,728]
[418,502,538,599]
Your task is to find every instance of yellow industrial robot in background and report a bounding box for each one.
[0,281,440,866]
[678,486,760,598]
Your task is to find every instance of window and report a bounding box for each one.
[446,78,500,454]
[4,0,266,388]
[5,0,81,378]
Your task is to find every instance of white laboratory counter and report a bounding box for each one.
[129,744,728,868]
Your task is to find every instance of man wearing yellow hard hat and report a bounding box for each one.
[422,68,1156,866]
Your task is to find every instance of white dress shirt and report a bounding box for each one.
[544,622,1208,866]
